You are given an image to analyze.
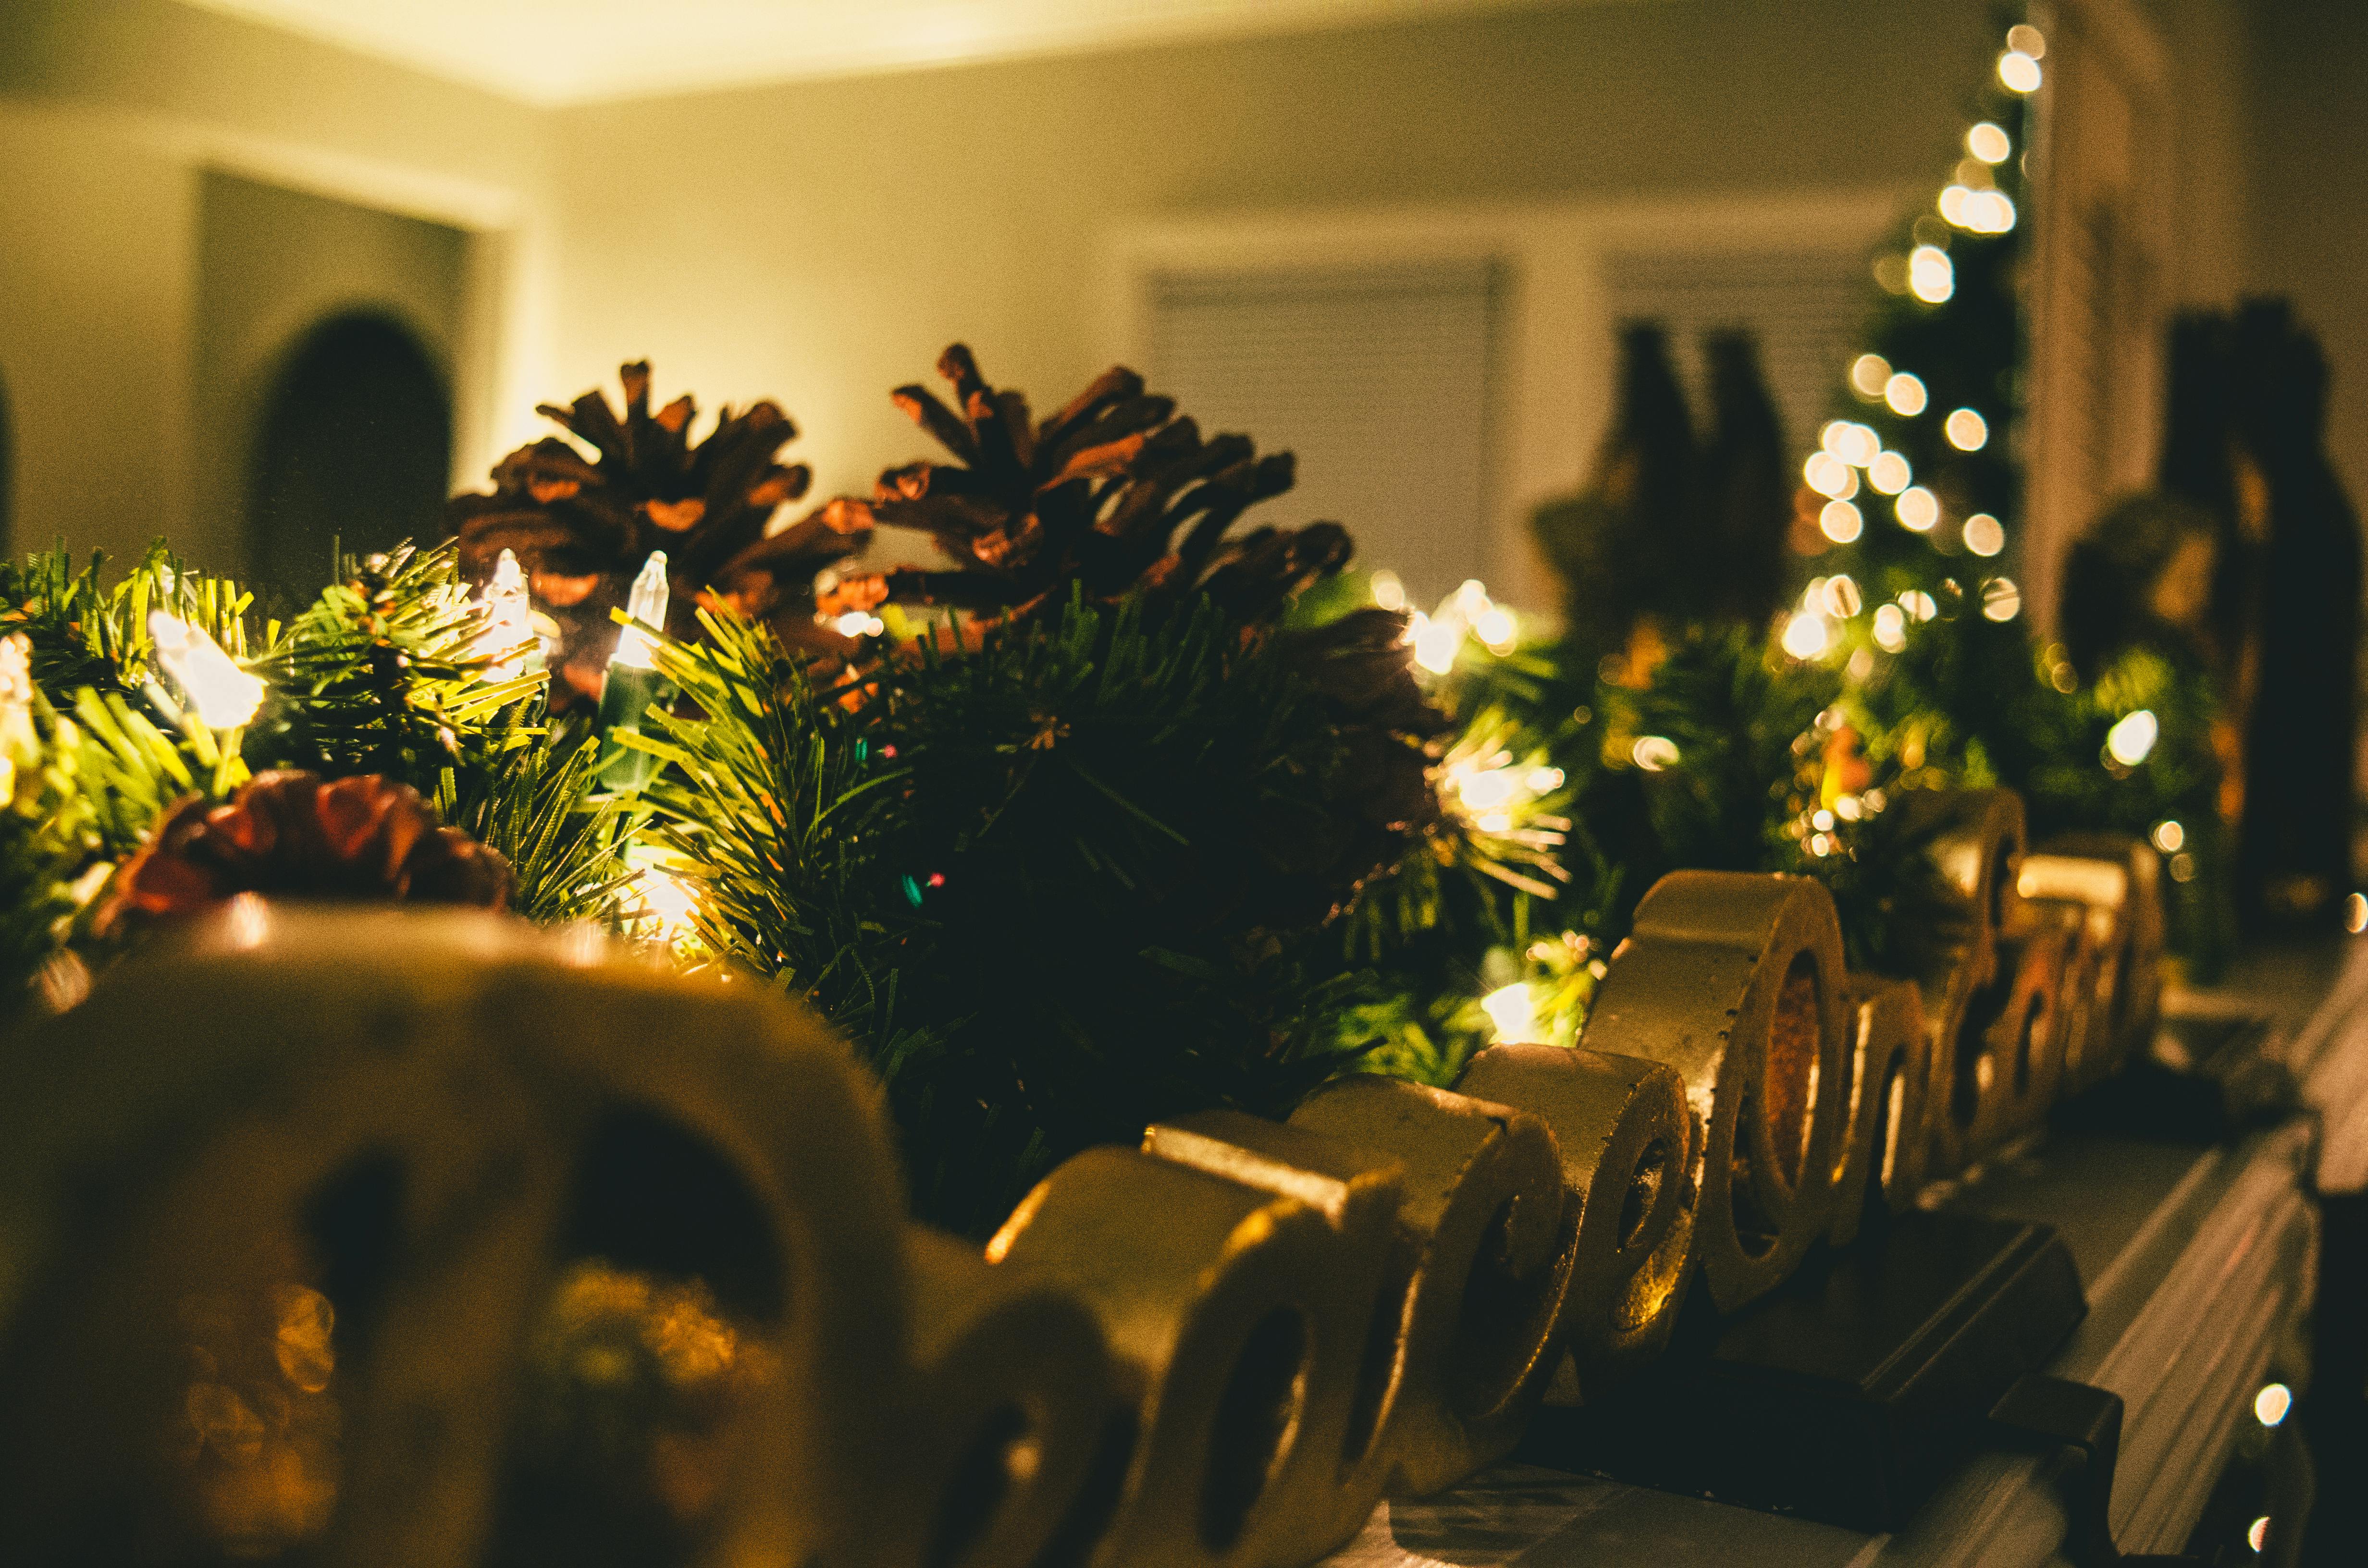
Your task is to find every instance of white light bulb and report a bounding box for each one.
[1369,569,1406,612]
[1910,245,1956,303]
[1946,408,1990,450]
[2106,709,2159,766]
[612,551,671,671]
[1885,373,1928,416]
[1868,452,1913,495]
[1873,603,1908,651]
[1998,50,2042,93]
[1967,122,2011,164]
[1896,487,1940,532]
[478,548,535,680]
[1982,575,2022,621]
[1480,982,1537,1045]
[1781,611,1831,660]
[1850,354,1891,398]
[1411,613,1461,675]
[1632,735,1680,771]
[1820,500,1864,543]
[1963,513,2005,556]
[2152,820,2186,854]
[148,611,264,729]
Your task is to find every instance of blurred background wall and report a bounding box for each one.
[0,0,2352,621]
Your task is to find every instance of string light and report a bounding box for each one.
[1819,501,1863,543]
[1850,354,1891,398]
[1910,245,1956,303]
[2007,23,2046,58]
[1868,452,1912,494]
[1480,982,1538,1044]
[2254,1384,2292,1427]
[1967,122,2011,164]
[1946,408,1990,450]
[1899,590,1937,622]
[598,551,673,790]
[1369,570,1406,612]
[1872,603,1907,651]
[1804,452,1857,499]
[2347,893,2368,934]
[2152,820,2185,853]
[1632,735,1680,771]
[1781,612,1830,660]
[1821,575,1862,618]
[477,548,536,680]
[2106,709,2159,766]
[1822,421,1880,467]
[148,611,264,729]
[2248,1518,2270,1554]
[1896,487,1940,532]
[1408,612,1460,675]
[1981,576,2022,621]
[1884,372,1928,416]
[1998,50,2042,93]
[1963,513,2005,556]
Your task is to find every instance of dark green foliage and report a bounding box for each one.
[632,589,1423,1233]
[246,541,544,810]
[450,715,642,929]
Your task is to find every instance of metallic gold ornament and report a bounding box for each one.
[1286,1076,1570,1496]
[863,1226,1118,1568]
[1948,926,2071,1152]
[1825,977,1932,1244]
[0,905,910,1568]
[1454,1043,1695,1394]
[2021,833,2163,1090]
[1577,870,1850,1311]
[985,1145,1349,1568]
[1140,1111,1407,1562]
[1895,789,2028,1177]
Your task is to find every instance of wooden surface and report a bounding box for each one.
[1325,939,2368,1568]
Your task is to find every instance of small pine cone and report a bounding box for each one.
[818,345,1346,628]
[448,363,866,703]
[99,772,512,932]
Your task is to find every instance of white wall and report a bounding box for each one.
[0,0,553,566]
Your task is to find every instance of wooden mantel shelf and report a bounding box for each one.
[1326,941,2368,1568]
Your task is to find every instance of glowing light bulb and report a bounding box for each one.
[1480,982,1537,1044]
[1632,735,1680,771]
[2248,1517,2269,1554]
[1370,569,1406,612]
[2153,820,2186,853]
[1961,190,2016,233]
[478,548,535,679]
[612,551,670,671]
[1963,513,2005,556]
[1884,373,1928,416]
[1946,408,1990,450]
[1968,122,2011,163]
[1939,186,1972,226]
[1526,765,1565,793]
[1896,487,1940,532]
[148,611,264,728]
[2006,24,2046,58]
[1910,245,1956,302]
[1899,590,1937,622]
[1457,767,1517,812]
[2106,709,2159,765]
[1822,575,1862,618]
[1475,604,1517,651]
[2254,1383,2292,1427]
[1850,354,1891,397]
[2348,893,2368,934]
[1981,576,2022,621]
[1868,452,1912,495]
[1873,603,1908,651]
[1821,422,1875,466]
[1999,50,2042,93]
[1411,613,1461,675]
[1781,611,1831,661]
[1804,452,1857,499]
[1820,500,1863,543]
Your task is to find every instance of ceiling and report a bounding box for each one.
[177,0,1590,107]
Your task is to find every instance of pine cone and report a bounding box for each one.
[815,345,1351,630]
[447,363,868,703]
[99,772,512,931]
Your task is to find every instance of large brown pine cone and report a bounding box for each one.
[447,363,869,703]
[99,772,512,931]
[815,345,1352,630]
